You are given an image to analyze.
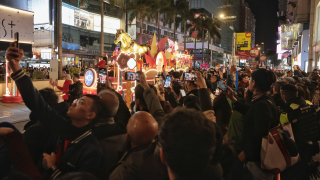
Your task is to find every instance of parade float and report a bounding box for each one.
[80,29,193,107]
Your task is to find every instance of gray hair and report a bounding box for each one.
[98,89,120,118]
[284,77,295,85]
[65,74,71,80]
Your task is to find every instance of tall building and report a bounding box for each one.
[188,0,235,66]
[239,0,256,48]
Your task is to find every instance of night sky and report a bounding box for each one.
[246,0,279,51]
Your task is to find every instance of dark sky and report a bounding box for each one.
[245,0,279,52]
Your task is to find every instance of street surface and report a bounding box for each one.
[0,101,30,132]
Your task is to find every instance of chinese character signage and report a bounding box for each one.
[236,33,251,51]
[0,5,34,43]
[236,51,250,59]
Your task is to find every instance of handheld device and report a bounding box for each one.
[164,75,172,88]
[183,72,197,81]
[125,72,141,81]
[180,89,186,97]
[218,81,227,92]
[14,32,19,49]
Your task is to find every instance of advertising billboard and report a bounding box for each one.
[0,4,34,43]
[236,33,251,51]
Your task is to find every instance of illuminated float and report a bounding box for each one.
[81,29,191,102]
[2,60,23,103]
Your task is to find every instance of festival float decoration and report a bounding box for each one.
[2,61,23,103]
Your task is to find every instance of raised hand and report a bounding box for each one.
[6,42,24,73]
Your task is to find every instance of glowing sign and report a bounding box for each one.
[127,58,136,70]
[84,68,97,87]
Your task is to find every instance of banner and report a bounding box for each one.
[236,51,250,59]
[236,33,251,51]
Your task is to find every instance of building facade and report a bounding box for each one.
[277,0,311,71]
[28,0,124,68]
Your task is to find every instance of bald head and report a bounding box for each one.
[127,111,158,148]
[98,90,119,118]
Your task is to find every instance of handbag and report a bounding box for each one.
[260,122,300,174]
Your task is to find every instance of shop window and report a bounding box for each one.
[62,5,75,26]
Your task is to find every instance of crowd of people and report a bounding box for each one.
[1,42,320,180]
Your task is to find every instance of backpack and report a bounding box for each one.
[287,103,320,145]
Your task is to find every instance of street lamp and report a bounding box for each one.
[220,14,224,18]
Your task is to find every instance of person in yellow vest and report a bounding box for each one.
[279,84,312,124]
[280,84,320,180]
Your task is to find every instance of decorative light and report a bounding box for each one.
[116,52,137,70]
[127,58,137,70]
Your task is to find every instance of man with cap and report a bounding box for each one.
[68,74,83,104]
[279,84,311,124]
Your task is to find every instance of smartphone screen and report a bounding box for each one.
[180,89,186,97]
[125,72,141,81]
[218,81,227,92]
[215,88,220,96]
[164,76,172,88]
[184,72,197,81]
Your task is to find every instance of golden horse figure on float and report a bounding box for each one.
[114,29,149,56]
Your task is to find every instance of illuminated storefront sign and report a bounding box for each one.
[62,3,120,34]
[0,4,34,43]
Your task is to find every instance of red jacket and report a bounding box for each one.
[94,60,106,68]
[57,80,71,100]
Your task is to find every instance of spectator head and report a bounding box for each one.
[292,76,301,84]
[73,74,80,82]
[205,80,213,92]
[210,75,217,83]
[183,95,201,110]
[273,80,286,94]
[39,88,58,106]
[67,94,107,127]
[126,111,158,148]
[250,69,276,93]
[172,82,184,98]
[186,81,198,92]
[309,73,319,81]
[284,77,296,85]
[287,70,293,77]
[302,77,311,86]
[159,108,216,179]
[242,75,249,83]
[65,74,71,80]
[244,88,254,102]
[280,84,298,102]
[98,90,119,118]
[172,72,182,79]
[236,87,246,99]
[296,83,310,100]
[134,84,157,111]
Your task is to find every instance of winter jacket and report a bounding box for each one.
[309,80,318,99]
[240,95,278,162]
[11,69,103,179]
[108,141,168,180]
[57,80,71,100]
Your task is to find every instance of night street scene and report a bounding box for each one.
[0,0,320,179]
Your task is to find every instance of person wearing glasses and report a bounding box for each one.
[5,42,105,179]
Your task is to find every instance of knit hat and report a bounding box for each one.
[73,74,80,79]
[280,84,298,92]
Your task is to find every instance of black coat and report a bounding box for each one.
[69,81,83,103]
[240,95,278,162]
[11,70,103,179]
[272,93,286,112]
